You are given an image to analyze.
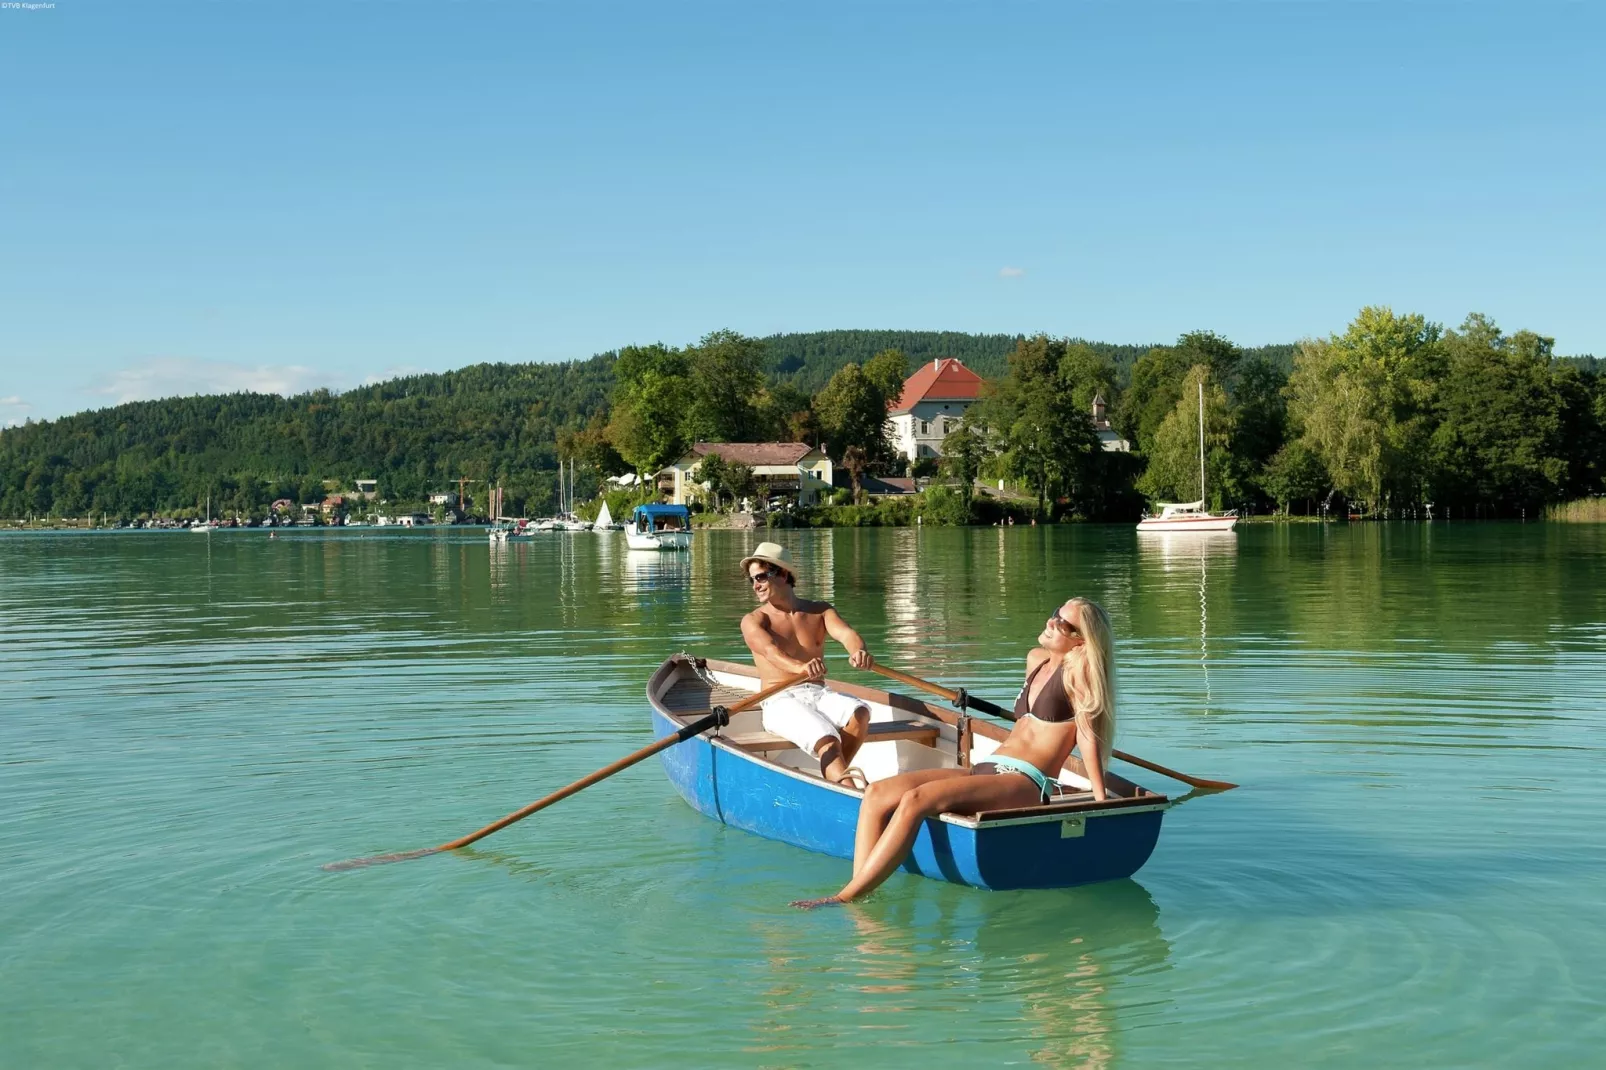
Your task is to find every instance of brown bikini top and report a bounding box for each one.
[1013,659,1075,724]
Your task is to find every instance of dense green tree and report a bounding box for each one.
[1117,345,1192,451]
[726,462,756,507]
[978,336,1102,520]
[754,382,814,443]
[1429,316,1566,513]
[1261,440,1331,514]
[1057,343,1120,415]
[693,453,729,510]
[1553,364,1606,498]
[861,348,910,406]
[1116,332,1241,451]
[1286,306,1444,511]
[608,378,689,481]
[814,363,895,469]
[1136,366,1238,508]
[559,418,628,478]
[683,329,767,442]
[939,419,986,520]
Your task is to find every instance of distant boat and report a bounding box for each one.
[1138,382,1237,533]
[626,504,692,550]
[191,495,216,533]
[593,500,621,531]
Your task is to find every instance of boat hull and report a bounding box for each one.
[1137,515,1237,532]
[627,531,692,551]
[650,706,1165,891]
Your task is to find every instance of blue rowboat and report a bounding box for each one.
[649,656,1170,891]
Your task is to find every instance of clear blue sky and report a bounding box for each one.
[2,1,1601,424]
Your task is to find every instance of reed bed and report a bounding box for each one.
[1546,497,1606,522]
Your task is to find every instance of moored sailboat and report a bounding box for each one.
[1137,381,1237,533]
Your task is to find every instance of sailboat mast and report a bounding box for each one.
[1198,381,1206,505]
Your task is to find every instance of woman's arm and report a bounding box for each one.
[1077,720,1108,801]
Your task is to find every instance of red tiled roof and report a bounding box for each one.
[889,358,984,414]
[686,442,818,466]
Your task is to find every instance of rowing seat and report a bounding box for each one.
[722,718,940,753]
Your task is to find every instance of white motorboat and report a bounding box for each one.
[626,504,692,550]
[1137,381,1237,533]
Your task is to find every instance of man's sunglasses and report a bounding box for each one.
[749,566,784,586]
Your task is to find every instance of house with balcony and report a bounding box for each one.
[888,358,985,462]
[659,442,834,506]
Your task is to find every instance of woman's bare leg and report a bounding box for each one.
[794,773,1041,907]
[851,769,967,876]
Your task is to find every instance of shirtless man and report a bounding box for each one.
[738,542,875,788]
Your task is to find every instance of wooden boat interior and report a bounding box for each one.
[651,656,1166,824]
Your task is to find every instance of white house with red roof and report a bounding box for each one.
[887,358,985,462]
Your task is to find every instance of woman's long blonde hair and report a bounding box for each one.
[1061,597,1117,767]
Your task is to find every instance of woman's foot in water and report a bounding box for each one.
[790,894,848,910]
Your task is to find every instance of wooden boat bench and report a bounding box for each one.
[723,718,940,753]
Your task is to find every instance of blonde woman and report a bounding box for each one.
[792,598,1116,908]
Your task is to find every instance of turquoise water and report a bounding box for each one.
[3,525,1603,1067]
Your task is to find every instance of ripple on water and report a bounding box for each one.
[2,527,1605,1068]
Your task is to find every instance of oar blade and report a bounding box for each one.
[321,846,445,871]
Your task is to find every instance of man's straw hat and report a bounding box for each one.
[740,542,800,585]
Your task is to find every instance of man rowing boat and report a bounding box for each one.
[739,542,876,788]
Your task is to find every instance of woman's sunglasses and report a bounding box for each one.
[1050,611,1082,637]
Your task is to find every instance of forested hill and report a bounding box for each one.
[0,327,1311,519]
[0,356,617,519]
[759,330,1296,392]
[3,329,1058,518]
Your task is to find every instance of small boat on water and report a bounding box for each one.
[647,656,1169,891]
[626,504,692,551]
[1136,500,1237,533]
[1137,381,1237,534]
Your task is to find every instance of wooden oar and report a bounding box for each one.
[324,668,810,870]
[868,663,1238,792]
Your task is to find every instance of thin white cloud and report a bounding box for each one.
[0,395,30,427]
[999,266,1026,278]
[88,358,348,406]
[362,365,432,385]
[0,395,28,406]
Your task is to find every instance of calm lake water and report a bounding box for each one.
[3,524,1604,1068]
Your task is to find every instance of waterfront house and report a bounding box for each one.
[659,442,834,507]
[888,358,985,462]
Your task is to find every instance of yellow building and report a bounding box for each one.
[660,442,834,506]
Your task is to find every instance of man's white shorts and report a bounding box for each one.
[760,684,868,752]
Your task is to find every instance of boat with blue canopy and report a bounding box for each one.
[627,504,692,550]
[647,656,1170,891]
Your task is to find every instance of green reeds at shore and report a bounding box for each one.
[1546,497,1606,522]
